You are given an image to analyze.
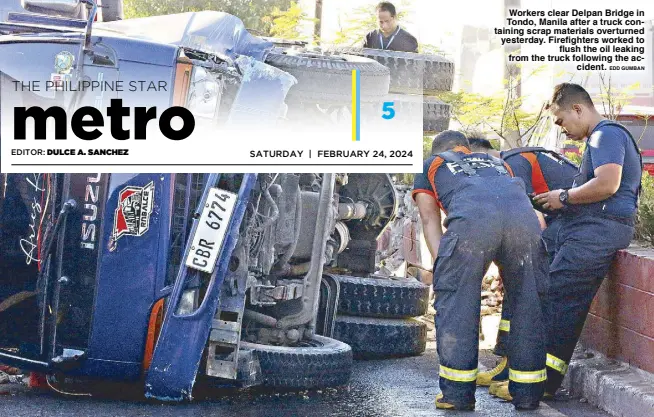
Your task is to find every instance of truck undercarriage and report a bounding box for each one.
[0,171,398,400]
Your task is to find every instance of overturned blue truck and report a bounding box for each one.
[0,0,434,401]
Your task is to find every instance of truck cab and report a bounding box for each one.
[0,171,396,400]
[0,3,399,401]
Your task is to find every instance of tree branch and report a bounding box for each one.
[500,86,511,136]
[520,104,546,141]
[513,103,522,141]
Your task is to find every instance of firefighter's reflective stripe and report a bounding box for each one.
[439,365,478,382]
[521,152,550,194]
[509,368,547,383]
[499,319,511,332]
[503,161,514,177]
[546,353,568,375]
[427,156,446,212]
[428,145,472,213]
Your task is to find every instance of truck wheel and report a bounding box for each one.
[264,50,390,105]
[240,335,352,389]
[328,47,454,95]
[423,96,451,133]
[332,274,430,319]
[373,95,450,133]
[333,316,427,359]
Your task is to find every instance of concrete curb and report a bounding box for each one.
[562,347,654,417]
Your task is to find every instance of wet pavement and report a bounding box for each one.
[0,341,610,417]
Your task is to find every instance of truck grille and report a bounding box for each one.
[166,174,206,286]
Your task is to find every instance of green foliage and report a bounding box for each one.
[423,135,433,158]
[564,144,653,248]
[435,90,501,136]
[123,0,292,34]
[262,2,316,40]
[436,89,540,147]
[636,171,654,246]
[562,140,585,166]
[332,4,378,46]
[389,137,439,186]
[389,135,432,186]
[418,43,445,55]
[598,79,641,121]
[435,63,548,149]
[394,173,415,186]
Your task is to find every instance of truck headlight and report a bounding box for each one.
[187,67,220,120]
[176,288,199,315]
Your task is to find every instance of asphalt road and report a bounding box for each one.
[0,342,610,417]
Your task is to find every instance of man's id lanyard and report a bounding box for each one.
[379,26,401,50]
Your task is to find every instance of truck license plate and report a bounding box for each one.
[185,188,238,274]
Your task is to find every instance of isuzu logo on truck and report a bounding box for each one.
[81,174,102,250]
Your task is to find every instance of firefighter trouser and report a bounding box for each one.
[494,216,562,357]
[544,214,634,393]
[494,291,511,357]
[433,182,548,408]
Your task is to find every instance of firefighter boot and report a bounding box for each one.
[489,380,511,401]
[476,356,508,386]
[490,381,541,410]
[435,393,475,411]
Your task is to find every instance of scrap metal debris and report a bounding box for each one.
[481,267,504,317]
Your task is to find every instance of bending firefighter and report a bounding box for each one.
[413,131,549,411]
[467,138,579,401]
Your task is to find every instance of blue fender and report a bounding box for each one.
[144,173,257,401]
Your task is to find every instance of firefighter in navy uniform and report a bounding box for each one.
[499,145,580,261]
[467,139,579,399]
[413,131,549,411]
[534,84,641,398]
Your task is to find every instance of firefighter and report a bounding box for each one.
[413,131,549,411]
[467,138,578,400]
[533,83,642,397]
[469,138,580,260]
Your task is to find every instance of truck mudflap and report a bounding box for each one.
[144,173,256,402]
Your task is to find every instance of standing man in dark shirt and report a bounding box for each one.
[363,2,419,53]
[534,83,642,397]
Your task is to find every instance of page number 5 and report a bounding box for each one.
[382,102,395,120]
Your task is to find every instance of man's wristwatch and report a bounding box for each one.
[559,189,570,206]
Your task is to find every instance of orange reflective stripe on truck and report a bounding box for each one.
[172,59,193,107]
[143,298,165,371]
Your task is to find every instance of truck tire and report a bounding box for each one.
[265,50,390,104]
[333,274,430,319]
[240,335,352,389]
[423,96,451,133]
[328,47,454,94]
[375,95,450,133]
[333,316,427,359]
